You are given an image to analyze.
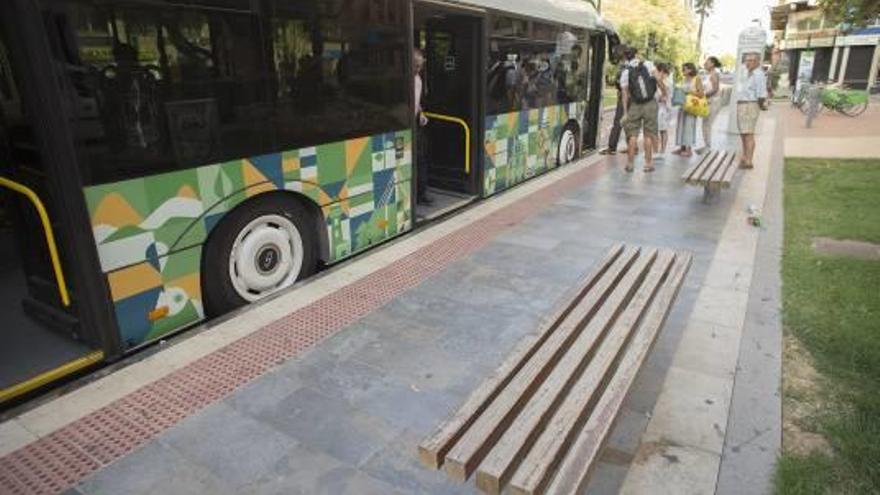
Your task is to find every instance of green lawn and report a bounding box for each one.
[776,158,880,495]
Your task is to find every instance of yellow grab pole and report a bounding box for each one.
[0,176,71,306]
[423,112,471,174]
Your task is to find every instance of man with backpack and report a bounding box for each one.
[619,47,658,172]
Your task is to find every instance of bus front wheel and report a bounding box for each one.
[202,194,317,317]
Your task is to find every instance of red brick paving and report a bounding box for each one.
[782,98,880,138]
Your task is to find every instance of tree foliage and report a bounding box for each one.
[818,0,880,29]
[694,0,715,54]
[718,53,736,70]
[602,0,699,70]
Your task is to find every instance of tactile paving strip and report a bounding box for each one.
[0,161,608,494]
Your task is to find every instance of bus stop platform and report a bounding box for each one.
[0,108,783,495]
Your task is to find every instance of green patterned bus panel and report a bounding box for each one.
[483,101,585,196]
[84,130,412,349]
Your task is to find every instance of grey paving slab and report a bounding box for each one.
[241,442,404,495]
[494,230,563,251]
[247,385,398,468]
[226,369,305,419]
[585,461,631,495]
[361,429,477,495]
[605,407,652,456]
[159,402,295,489]
[76,441,231,495]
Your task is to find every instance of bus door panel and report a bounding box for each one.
[423,14,479,194]
[0,3,108,402]
[584,33,607,151]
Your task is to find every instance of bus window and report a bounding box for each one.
[488,21,590,115]
[491,16,528,38]
[532,22,559,42]
[488,41,557,112]
[267,0,409,151]
[43,0,274,185]
[556,29,590,105]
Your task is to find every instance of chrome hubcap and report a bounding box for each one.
[229,214,303,302]
[560,129,576,164]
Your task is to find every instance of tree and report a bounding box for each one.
[694,0,715,56]
[718,53,736,70]
[603,0,699,70]
[818,0,880,29]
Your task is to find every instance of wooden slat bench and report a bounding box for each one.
[681,149,739,200]
[418,244,692,495]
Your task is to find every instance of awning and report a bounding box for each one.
[458,0,601,30]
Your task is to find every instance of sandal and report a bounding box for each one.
[625,164,634,172]
[644,165,655,173]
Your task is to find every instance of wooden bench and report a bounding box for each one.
[681,150,739,200]
[418,244,692,495]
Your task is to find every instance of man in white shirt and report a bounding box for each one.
[619,47,657,172]
[736,52,767,169]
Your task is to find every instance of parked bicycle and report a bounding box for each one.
[792,82,869,117]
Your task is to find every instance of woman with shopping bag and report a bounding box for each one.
[673,62,705,158]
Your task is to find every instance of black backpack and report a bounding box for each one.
[628,62,657,104]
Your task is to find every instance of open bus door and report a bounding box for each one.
[0,0,117,405]
[583,30,615,151]
[414,1,483,221]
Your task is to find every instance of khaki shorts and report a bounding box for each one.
[737,101,760,134]
[623,99,658,139]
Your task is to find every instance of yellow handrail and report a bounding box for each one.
[423,112,471,174]
[0,176,71,306]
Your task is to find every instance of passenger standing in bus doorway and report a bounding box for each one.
[414,48,433,205]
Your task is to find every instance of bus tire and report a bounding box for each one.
[202,193,317,317]
[558,124,579,165]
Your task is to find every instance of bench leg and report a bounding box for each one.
[702,184,721,203]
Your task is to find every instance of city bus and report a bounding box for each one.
[0,0,616,403]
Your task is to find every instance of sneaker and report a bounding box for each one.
[599,148,617,155]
